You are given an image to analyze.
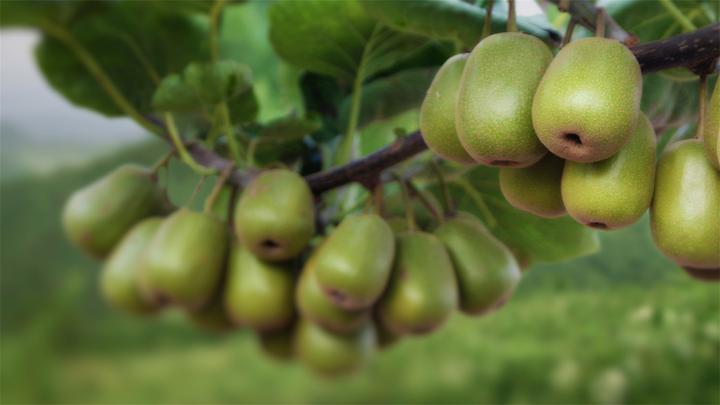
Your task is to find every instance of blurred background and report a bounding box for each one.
[1,1,719,404]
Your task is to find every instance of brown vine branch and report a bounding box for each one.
[187,24,720,195]
[547,0,634,44]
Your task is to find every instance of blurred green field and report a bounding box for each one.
[1,141,719,404]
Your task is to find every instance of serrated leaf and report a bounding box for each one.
[359,0,561,49]
[268,0,428,82]
[34,1,209,117]
[432,166,600,266]
[338,67,436,130]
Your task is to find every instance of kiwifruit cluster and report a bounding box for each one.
[63,165,521,377]
[420,32,720,281]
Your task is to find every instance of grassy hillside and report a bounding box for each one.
[1,142,718,404]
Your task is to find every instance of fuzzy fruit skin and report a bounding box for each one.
[258,327,296,361]
[651,139,720,269]
[142,208,228,310]
[682,266,719,283]
[314,214,395,310]
[420,53,475,164]
[532,38,642,163]
[499,153,566,218]
[234,169,315,262]
[297,247,369,334]
[704,79,720,170]
[456,33,552,167]
[224,244,296,332]
[562,114,656,230]
[100,217,164,315]
[378,231,458,335]
[62,164,166,258]
[435,214,521,315]
[295,319,376,377]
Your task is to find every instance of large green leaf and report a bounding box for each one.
[34,1,209,117]
[359,0,561,49]
[431,166,600,267]
[249,115,322,166]
[268,0,428,83]
[338,67,436,130]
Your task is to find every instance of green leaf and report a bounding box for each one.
[249,115,321,166]
[359,0,561,49]
[268,0,428,82]
[153,60,257,124]
[34,1,209,117]
[338,67,437,130]
[0,0,105,28]
[435,166,600,266]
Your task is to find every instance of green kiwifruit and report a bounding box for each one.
[532,37,642,163]
[651,139,720,269]
[234,169,315,262]
[435,213,521,315]
[142,208,228,310]
[420,54,475,164]
[258,326,296,361]
[562,113,656,230]
[378,231,458,335]
[224,243,296,331]
[100,217,164,315]
[62,164,166,258]
[499,153,566,218]
[297,247,369,334]
[456,33,552,167]
[704,78,720,169]
[314,214,395,310]
[682,266,720,283]
[188,295,236,333]
[295,319,376,377]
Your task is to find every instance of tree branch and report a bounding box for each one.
[187,24,720,194]
[546,0,633,44]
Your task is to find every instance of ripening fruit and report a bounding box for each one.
[224,244,296,332]
[456,33,552,167]
[499,153,566,218]
[378,231,458,335]
[258,327,296,361]
[420,54,475,164]
[532,38,642,163]
[142,208,228,310]
[295,319,376,377]
[435,213,521,315]
[704,78,720,169]
[297,248,369,334]
[562,114,656,230]
[234,169,315,262]
[374,315,401,350]
[100,217,164,315]
[62,164,166,258]
[651,139,720,269]
[314,214,395,310]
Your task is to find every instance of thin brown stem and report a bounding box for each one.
[405,180,443,225]
[562,19,577,47]
[482,0,494,40]
[595,8,606,38]
[507,0,517,32]
[430,160,453,216]
[696,75,707,139]
[204,164,235,214]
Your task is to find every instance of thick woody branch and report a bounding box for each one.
[547,0,633,43]
[187,24,720,194]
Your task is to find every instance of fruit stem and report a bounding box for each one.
[507,0,517,33]
[40,21,164,137]
[595,8,606,38]
[164,113,216,176]
[562,19,577,47]
[696,74,707,139]
[209,0,227,62]
[217,102,245,165]
[373,183,385,217]
[151,150,175,173]
[482,0,494,39]
[430,160,454,216]
[393,174,417,232]
[406,180,444,225]
[657,0,697,32]
[204,164,234,214]
[186,175,208,208]
[453,178,498,229]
